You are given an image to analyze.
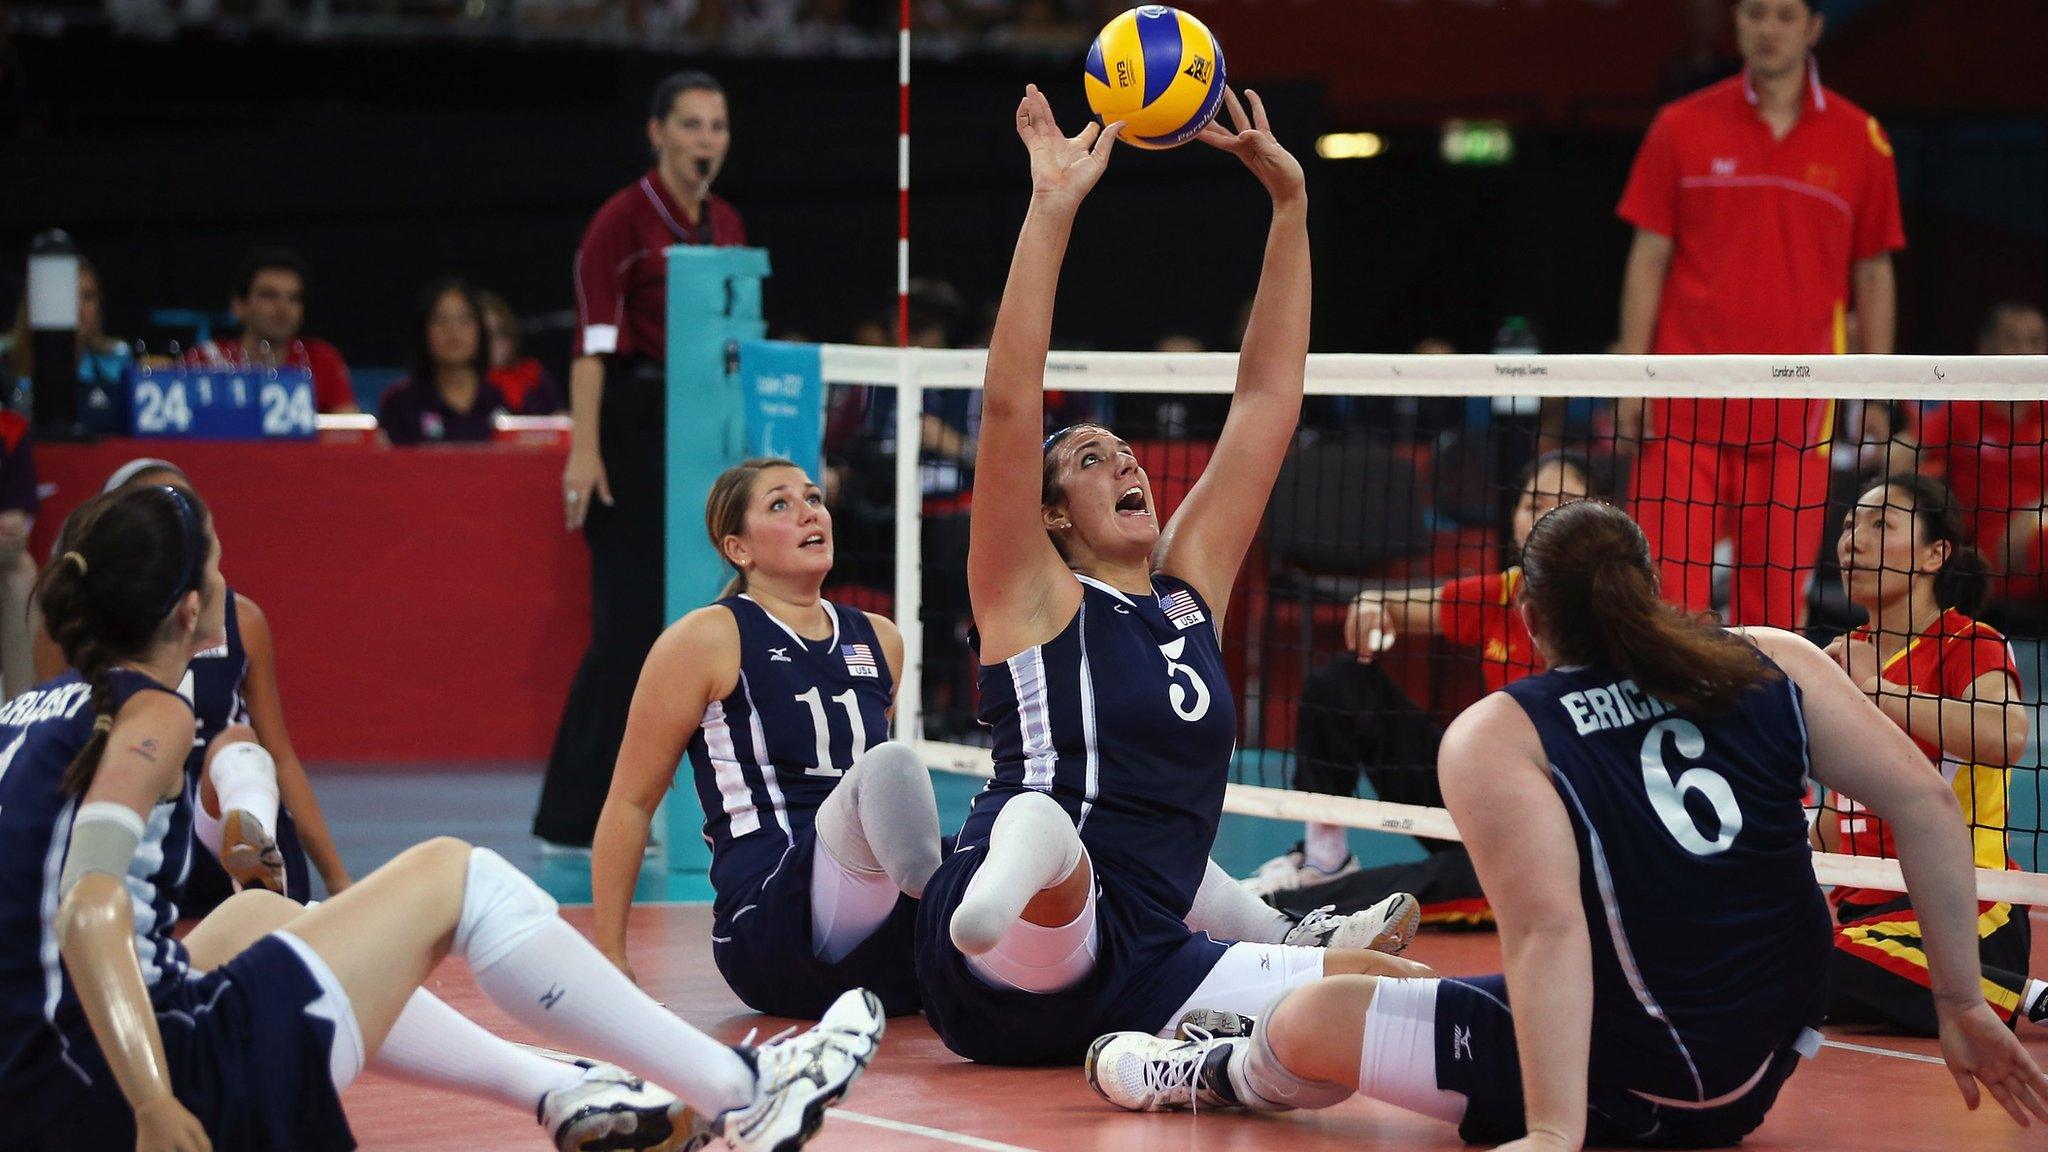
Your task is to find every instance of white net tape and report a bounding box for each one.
[809,344,2048,907]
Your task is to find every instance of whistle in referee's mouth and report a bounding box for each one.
[694,158,712,179]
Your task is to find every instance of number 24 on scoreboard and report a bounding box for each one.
[130,366,317,440]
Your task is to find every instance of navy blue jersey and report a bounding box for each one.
[687,596,893,919]
[0,669,199,1114]
[962,574,1235,922]
[1501,657,1832,1102]
[183,587,250,761]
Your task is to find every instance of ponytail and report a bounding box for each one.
[1521,501,1779,714]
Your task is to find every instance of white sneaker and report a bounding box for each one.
[539,1061,709,1152]
[1239,844,1360,898]
[1084,1030,1245,1113]
[1282,894,1421,955]
[714,988,885,1152]
[219,808,287,894]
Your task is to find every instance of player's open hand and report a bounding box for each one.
[1017,84,1121,214]
[134,1095,212,1152]
[1197,88,1305,207]
[1939,1001,2048,1126]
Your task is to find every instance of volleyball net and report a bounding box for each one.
[795,343,2048,905]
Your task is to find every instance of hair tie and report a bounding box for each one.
[62,551,88,577]
[92,714,113,734]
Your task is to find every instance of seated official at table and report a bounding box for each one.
[379,277,510,445]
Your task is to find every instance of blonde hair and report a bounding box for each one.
[705,457,803,598]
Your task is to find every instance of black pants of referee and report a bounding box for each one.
[534,361,666,847]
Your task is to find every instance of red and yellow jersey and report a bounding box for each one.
[1833,608,2021,907]
[1438,567,1540,694]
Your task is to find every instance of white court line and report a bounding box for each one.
[1820,1038,1948,1067]
[835,1110,1044,1152]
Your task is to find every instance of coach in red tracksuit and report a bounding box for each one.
[1614,0,1903,628]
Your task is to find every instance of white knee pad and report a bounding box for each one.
[454,847,559,972]
[209,741,280,835]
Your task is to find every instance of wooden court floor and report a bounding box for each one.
[340,904,2048,1151]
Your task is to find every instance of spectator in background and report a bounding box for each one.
[479,290,565,415]
[2,256,133,432]
[0,407,34,698]
[185,248,360,413]
[542,70,745,850]
[378,278,509,445]
[1917,301,2048,609]
[1615,0,1903,630]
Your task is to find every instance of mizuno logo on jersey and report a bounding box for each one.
[1159,589,1206,630]
[1453,1025,1472,1061]
[842,643,879,678]
[768,647,792,662]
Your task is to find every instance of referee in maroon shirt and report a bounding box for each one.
[538,71,747,849]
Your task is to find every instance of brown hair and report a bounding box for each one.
[1519,500,1778,714]
[35,485,212,795]
[705,457,803,598]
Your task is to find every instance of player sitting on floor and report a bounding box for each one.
[592,457,944,1018]
[1820,472,2046,1034]
[912,85,1425,1071]
[0,484,883,1152]
[1088,500,2048,1150]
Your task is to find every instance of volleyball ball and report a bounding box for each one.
[1084,6,1227,151]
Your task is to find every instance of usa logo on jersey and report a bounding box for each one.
[842,643,880,678]
[1160,589,1206,630]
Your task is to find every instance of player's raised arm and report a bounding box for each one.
[1154,88,1307,617]
[969,86,1121,656]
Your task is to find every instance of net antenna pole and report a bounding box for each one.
[891,0,925,743]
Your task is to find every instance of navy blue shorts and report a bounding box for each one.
[913,842,1227,1067]
[11,935,354,1152]
[1436,975,1814,1148]
[712,827,924,1019]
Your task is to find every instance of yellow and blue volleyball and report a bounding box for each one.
[1084,6,1226,151]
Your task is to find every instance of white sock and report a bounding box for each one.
[372,989,582,1110]
[210,742,281,839]
[1303,822,1350,873]
[950,792,1083,956]
[454,848,756,1115]
[1187,858,1293,944]
[2024,979,2048,1021]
